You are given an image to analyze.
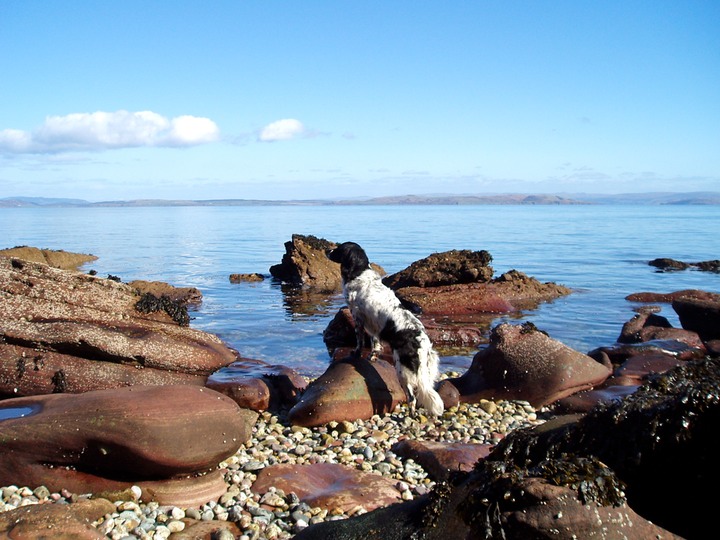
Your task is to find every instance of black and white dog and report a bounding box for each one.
[327,242,444,416]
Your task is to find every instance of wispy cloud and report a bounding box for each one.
[258,118,306,142]
[0,110,220,154]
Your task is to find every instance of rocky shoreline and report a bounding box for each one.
[1,239,719,539]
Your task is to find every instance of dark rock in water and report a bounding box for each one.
[693,259,720,272]
[625,288,708,303]
[0,246,97,271]
[382,249,494,289]
[206,357,307,411]
[648,257,720,273]
[0,497,116,539]
[447,322,611,407]
[648,257,691,271]
[0,256,237,397]
[672,291,720,341]
[252,462,402,513]
[229,272,265,283]
[0,385,257,506]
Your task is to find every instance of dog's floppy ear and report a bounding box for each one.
[328,242,370,281]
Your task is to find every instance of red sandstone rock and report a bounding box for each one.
[447,323,611,407]
[0,256,237,397]
[554,384,640,413]
[253,462,401,512]
[288,350,406,427]
[394,270,571,317]
[673,291,720,341]
[391,439,493,480]
[0,246,97,271]
[206,358,308,411]
[0,497,116,540]
[0,385,257,506]
[382,249,494,289]
[129,279,203,305]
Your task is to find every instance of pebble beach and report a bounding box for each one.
[0,374,544,540]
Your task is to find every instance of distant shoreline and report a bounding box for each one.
[1,191,719,208]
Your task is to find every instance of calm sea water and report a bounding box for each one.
[1,205,718,377]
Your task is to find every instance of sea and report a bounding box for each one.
[1,204,718,378]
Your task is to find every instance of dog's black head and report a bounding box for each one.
[327,242,371,282]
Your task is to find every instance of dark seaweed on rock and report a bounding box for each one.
[489,357,720,539]
[134,292,190,327]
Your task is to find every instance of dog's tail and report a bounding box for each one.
[416,348,445,416]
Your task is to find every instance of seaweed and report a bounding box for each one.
[134,292,190,327]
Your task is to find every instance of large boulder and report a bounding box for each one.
[445,322,611,407]
[672,291,720,341]
[394,270,571,317]
[382,249,494,289]
[0,498,116,540]
[0,385,257,506]
[288,350,406,427]
[0,246,97,271]
[0,256,237,397]
[269,234,384,291]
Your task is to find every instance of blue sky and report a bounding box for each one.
[1,1,718,201]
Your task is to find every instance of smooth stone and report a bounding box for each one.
[0,385,257,506]
[447,322,611,407]
[252,462,402,513]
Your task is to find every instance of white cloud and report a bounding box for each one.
[258,118,305,142]
[0,110,220,154]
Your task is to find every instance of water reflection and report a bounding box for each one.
[0,404,41,421]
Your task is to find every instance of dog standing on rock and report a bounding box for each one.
[327,242,445,416]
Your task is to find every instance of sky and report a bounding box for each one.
[1,1,719,202]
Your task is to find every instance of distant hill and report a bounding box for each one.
[1,192,719,207]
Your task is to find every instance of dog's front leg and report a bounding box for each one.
[369,337,382,362]
[352,315,365,360]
